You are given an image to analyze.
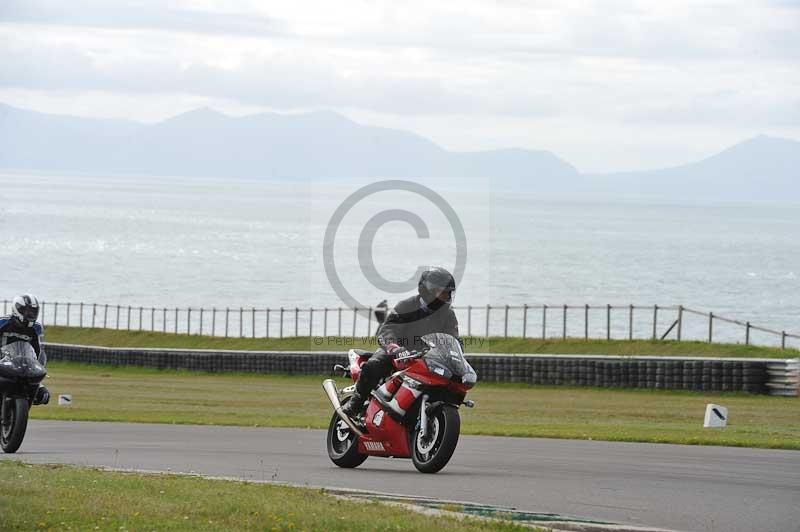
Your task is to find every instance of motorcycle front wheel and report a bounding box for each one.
[326,411,368,468]
[1,397,30,454]
[411,404,460,474]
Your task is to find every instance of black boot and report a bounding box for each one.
[340,390,367,419]
[33,385,50,405]
[341,350,390,419]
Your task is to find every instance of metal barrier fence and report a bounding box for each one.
[43,343,800,396]
[4,300,799,349]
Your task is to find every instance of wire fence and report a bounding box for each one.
[5,299,799,350]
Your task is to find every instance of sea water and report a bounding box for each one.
[2,172,798,345]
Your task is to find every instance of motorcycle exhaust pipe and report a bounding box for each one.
[322,379,364,437]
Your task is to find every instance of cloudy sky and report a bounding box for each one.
[1,0,798,172]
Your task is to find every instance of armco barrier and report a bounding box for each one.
[44,343,799,396]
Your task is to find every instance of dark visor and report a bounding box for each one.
[20,306,39,321]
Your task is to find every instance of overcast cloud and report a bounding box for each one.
[1,0,798,171]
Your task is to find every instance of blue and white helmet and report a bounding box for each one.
[12,294,40,327]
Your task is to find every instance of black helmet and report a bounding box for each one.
[12,294,40,327]
[418,267,456,306]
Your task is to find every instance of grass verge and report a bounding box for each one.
[30,362,800,449]
[45,326,798,358]
[0,461,528,531]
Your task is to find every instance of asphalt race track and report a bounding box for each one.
[4,421,799,532]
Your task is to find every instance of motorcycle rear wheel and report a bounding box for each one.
[412,404,460,474]
[1,397,30,454]
[326,412,367,468]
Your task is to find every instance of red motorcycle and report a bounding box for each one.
[323,333,477,474]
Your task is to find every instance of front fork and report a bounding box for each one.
[417,396,474,438]
[0,394,10,429]
[419,394,430,438]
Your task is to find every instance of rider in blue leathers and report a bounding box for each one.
[0,294,49,404]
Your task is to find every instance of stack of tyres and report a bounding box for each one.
[712,361,724,391]
[654,361,665,389]
[743,362,767,393]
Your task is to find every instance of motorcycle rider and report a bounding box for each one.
[0,294,49,405]
[341,267,458,419]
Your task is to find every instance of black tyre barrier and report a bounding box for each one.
[44,343,794,395]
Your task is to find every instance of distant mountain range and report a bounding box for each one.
[1,102,797,200]
[588,135,799,201]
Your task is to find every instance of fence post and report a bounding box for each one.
[116,305,120,329]
[782,331,786,349]
[252,308,256,339]
[708,312,713,343]
[337,307,342,336]
[67,302,71,327]
[745,321,750,345]
[503,305,509,338]
[225,307,230,338]
[309,307,314,337]
[606,304,611,340]
[54,302,59,326]
[367,307,372,336]
[485,304,491,338]
[522,304,528,339]
[150,307,155,332]
[212,308,216,337]
[652,305,658,340]
[542,305,547,339]
[467,305,472,336]
[677,305,683,341]
[162,308,167,333]
[323,307,328,337]
[199,308,204,335]
[628,304,633,340]
[265,308,270,338]
[351,307,357,337]
[91,303,96,328]
[127,305,131,330]
[584,304,589,340]
[41,301,45,325]
[174,308,178,334]
[103,304,108,328]
[295,307,300,337]
[79,302,83,327]
[562,304,568,339]
[187,308,191,335]
[139,306,143,331]
[239,307,244,338]
[279,307,284,338]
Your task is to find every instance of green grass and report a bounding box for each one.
[45,326,799,358]
[0,461,528,531]
[32,362,800,449]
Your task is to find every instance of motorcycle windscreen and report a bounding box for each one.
[420,333,474,380]
[0,341,46,383]
[0,342,37,361]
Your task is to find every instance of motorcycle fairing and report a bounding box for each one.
[358,400,411,457]
[0,343,46,394]
[347,349,367,381]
